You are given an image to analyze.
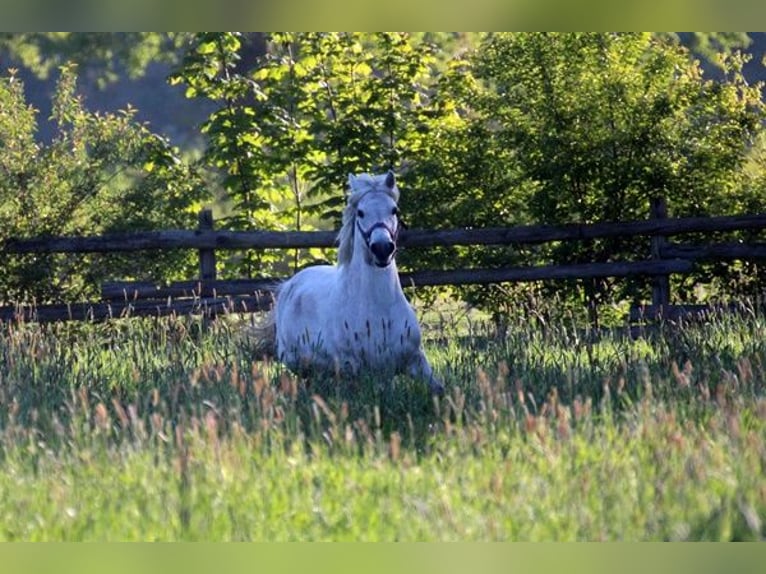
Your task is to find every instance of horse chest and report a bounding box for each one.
[334,313,420,369]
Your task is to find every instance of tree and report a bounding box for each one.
[171,32,444,277]
[0,65,207,303]
[404,33,766,324]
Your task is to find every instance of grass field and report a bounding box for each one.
[0,301,764,541]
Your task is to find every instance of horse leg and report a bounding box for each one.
[407,350,445,396]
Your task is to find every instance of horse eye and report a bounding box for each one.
[357,209,365,218]
[391,207,398,216]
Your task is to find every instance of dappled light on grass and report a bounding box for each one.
[0,306,765,540]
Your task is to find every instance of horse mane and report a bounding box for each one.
[337,172,400,266]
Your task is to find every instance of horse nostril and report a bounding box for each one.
[371,241,395,260]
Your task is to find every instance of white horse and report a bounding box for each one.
[262,171,443,395]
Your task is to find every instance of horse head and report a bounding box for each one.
[339,171,401,268]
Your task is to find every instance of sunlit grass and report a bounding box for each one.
[0,302,764,540]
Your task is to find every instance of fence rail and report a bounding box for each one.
[6,212,766,253]
[3,204,766,323]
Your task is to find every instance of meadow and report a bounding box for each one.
[0,301,764,541]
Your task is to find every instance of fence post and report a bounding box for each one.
[650,196,670,313]
[198,209,216,297]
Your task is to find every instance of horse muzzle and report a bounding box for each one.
[359,220,398,268]
[370,239,396,267]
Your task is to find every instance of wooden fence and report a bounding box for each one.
[3,199,766,323]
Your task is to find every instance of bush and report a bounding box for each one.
[0,65,207,303]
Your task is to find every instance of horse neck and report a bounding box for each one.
[340,244,402,303]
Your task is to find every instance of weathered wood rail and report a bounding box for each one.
[3,204,766,323]
[7,212,766,253]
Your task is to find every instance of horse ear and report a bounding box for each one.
[348,173,356,190]
[385,170,395,189]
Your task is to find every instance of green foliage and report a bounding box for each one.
[165,32,766,316]
[171,32,446,277]
[0,65,207,303]
[3,32,766,317]
[0,33,187,87]
[668,32,753,69]
[403,33,766,321]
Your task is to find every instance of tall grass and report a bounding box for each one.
[0,302,764,540]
